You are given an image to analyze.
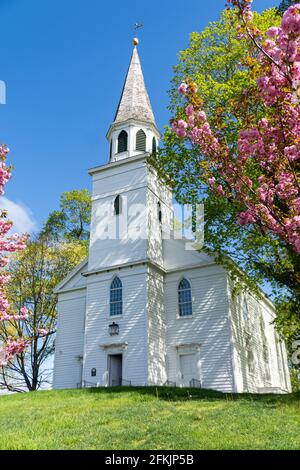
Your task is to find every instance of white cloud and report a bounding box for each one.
[0,197,37,234]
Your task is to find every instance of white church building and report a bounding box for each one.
[53,39,291,394]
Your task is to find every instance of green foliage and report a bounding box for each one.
[1,188,90,391]
[290,369,300,392]
[42,189,91,247]
[277,0,297,14]
[169,8,280,132]
[153,7,300,343]
[0,388,299,449]
[0,237,87,391]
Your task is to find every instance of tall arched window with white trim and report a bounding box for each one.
[110,276,123,316]
[178,278,192,317]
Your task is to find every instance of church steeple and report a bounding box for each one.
[114,39,156,126]
[107,38,160,163]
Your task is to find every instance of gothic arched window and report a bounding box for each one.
[152,137,157,154]
[114,195,122,215]
[136,129,146,152]
[178,278,192,317]
[110,276,123,316]
[117,130,128,153]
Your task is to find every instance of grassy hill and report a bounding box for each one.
[0,387,299,450]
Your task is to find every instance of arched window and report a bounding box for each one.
[117,130,128,153]
[110,277,122,316]
[136,129,146,152]
[110,140,113,160]
[152,137,157,154]
[178,278,192,317]
[114,195,122,215]
[157,201,162,224]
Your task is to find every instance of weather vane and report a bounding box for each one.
[133,22,144,31]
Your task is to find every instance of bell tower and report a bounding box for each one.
[87,38,172,273]
[84,38,171,387]
[106,38,161,162]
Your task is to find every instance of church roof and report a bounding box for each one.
[113,41,156,126]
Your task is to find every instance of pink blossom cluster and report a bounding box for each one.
[172,3,300,254]
[177,82,198,96]
[174,98,300,252]
[233,1,300,105]
[237,210,256,226]
[0,145,11,196]
[174,88,300,251]
[0,145,29,367]
[37,328,49,337]
[0,306,29,322]
[0,338,28,367]
[173,105,221,154]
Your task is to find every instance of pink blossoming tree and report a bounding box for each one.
[0,144,28,368]
[173,1,300,257]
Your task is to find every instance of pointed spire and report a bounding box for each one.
[113,39,156,126]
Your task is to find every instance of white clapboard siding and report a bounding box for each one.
[53,290,86,389]
[88,188,148,271]
[165,266,234,392]
[91,158,148,198]
[229,282,291,393]
[82,266,148,386]
[89,158,148,272]
[147,267,167,384]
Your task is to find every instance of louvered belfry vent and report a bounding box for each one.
[136,129,146,152]
[118,130,128,153]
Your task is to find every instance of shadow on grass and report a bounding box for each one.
[81,386,300,404]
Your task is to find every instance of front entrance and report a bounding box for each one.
[180,354,197,387]
[108,354,123,386]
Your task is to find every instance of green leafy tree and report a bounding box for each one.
[0,237,86,392]
[277,0,297,14]
[152,8,300,345]
[42,189,91,245]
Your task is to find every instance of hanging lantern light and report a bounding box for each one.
[108,322,119,336]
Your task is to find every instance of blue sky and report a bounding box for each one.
[0,0,277,232]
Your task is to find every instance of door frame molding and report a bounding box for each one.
[175,343,202,387]
[108,353,123,386]
[100,343,128,386]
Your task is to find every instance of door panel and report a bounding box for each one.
[180,354,197,387]
[109,354,122,386]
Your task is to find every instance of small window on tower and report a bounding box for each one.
[117,130,128,153]
[114,195,122,215]
[152,137,157,154]
[136,129,146,152]
[157,201,162,224]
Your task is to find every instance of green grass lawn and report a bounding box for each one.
[0,387,299,450]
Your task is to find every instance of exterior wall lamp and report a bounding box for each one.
[108,322,119,336]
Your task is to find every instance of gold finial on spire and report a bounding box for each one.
[133,37,139,46]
